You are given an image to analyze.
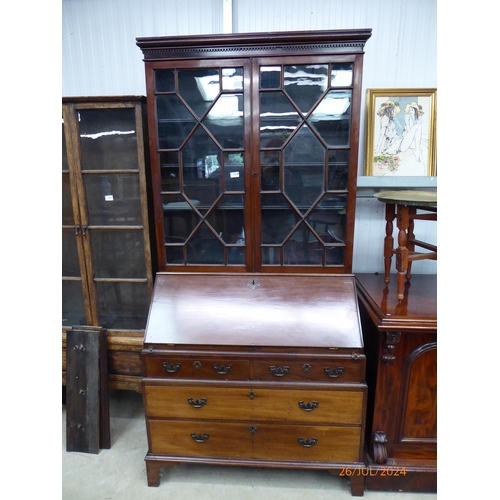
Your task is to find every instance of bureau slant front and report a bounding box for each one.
[142,272,368,496]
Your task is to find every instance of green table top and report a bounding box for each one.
[374,190,437,206]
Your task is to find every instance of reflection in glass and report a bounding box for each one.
[84,173,142,225]
[222,68,243,90]
[331,63,353,87]
[160,151,181,191]
[260,66,281,89]
[284,223,322,265]
[180,68,219,118]
[189,222,224,264]
[310,90,351,147]
[79,109,138,170]
[204,94,244,149]
[157,95,197,150]
[90,230,146,278]
[260,92,301,146]
[284,64,328,114]
[261,193,299,244]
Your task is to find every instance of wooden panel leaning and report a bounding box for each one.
[66,326,111,453]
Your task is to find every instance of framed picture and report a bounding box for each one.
[364,88,437,176]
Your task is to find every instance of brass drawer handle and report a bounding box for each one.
[269,365,290,377]
[162,362,181,373]
[324,367,345,378]
[298,401,319,412]
[187,398,207,408]
[298,437,318,448]
[213,364,232,375]
[191,433,209,443]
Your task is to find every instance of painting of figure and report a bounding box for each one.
[365,89,436,176]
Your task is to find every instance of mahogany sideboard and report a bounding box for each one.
[142,272,368,496]
[356,273,437,492]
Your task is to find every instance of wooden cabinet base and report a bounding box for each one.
[144,454,366,496]
[363,453,437,492]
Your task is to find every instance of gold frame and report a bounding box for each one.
[364,88,437,176]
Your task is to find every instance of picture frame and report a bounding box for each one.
[364,88,437,176]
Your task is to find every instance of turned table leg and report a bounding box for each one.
[395,204,409,302]
[383,203,395,284]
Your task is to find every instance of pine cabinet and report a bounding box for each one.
[62,96,155,391]
[136,29,372,273]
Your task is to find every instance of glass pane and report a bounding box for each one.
[206,196,245,244]
[179,68,219,118]
[63,228,80,277]
[310,90,352,146]
[222,68,243,90]
[260,66,281,89]
[157,95,197,150]
[222,153,245,192]
[284,126,324,212]
[190,223,224,264]
[260,92,301,147]
[62,280,87,327]
[84,173,142,225]
[284,64,328,114]
[79,109,138,170]
[162,194,201,243]
[62,121,69,171]
[261,193,299,244]
[328,150,349,190]
[204,93,244,149]
[331,63,353,87]
[307,194,347,244]
[90,230,146,279]
[284,223,322,265]
[95,281,150,330]
[326,247,344,265]
[155,69,175,92]
[182,126,221,182]
[160,151,181,191]
[62,172,74,225]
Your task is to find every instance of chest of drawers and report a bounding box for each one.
[142,273,368,496]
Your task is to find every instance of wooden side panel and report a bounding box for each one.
[66,327,110,453]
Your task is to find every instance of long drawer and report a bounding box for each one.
[143,382,365,425]
[148,419,362,462]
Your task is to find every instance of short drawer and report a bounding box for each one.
[253,356,365,383]
[143,383,365,425]
[144,355,249,380]
[148,419,254,458]
[253,423,362,463]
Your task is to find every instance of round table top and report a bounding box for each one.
[374,190,437,206]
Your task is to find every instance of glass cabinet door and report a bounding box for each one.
[62,117,89,327]
[257,59,354,268]
[76,107,151,330]
[152,63,249,267]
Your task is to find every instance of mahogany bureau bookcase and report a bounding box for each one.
[356,273,437,492]
[142,272,368,496]
[135,29,373,495]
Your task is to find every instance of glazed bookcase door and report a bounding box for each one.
[139,30,369,274]
[147,60,252,270]
[253,55,360,271]
[62,108,94,328]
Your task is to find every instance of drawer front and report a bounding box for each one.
[143,384,364,425]
[253,356,365,383]
[253,423,362,463]
[144,356,249,380]
[148,419,361,463]
[148,420,254,458]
